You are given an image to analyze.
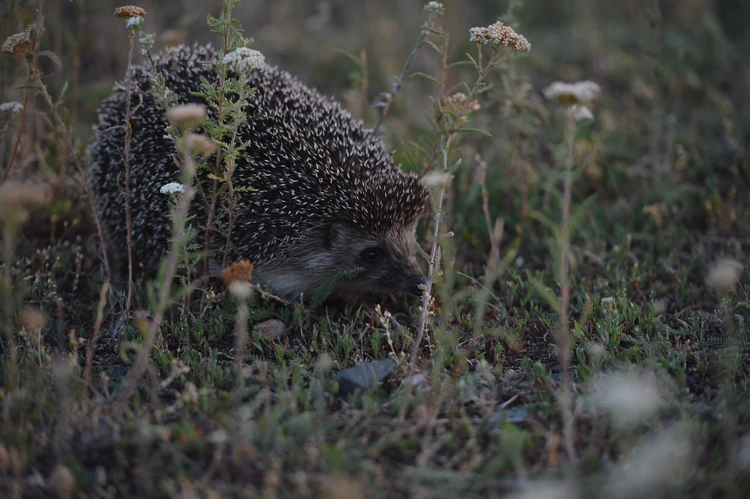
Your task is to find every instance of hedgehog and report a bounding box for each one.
[88,44,429,300]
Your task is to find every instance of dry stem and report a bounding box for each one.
[558,114,577,463]
[112,138,197,418]
[123,26,137,315]
[84,280,110,394]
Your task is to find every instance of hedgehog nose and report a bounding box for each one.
[408,277,427,296]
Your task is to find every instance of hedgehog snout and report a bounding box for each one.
[406,277,427,296]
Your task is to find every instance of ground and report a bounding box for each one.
[1,0,749,497]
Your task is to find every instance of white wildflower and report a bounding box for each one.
[159,182,185,195]
[706,258,743,291]
[223,47,265,73]
[566,104,594,122]
[228,280,252,301]
[543,80,602,106]
[470,21,530,52]
[422,172,452,189]
[125,16,143,29]
[424,2,445,17]
[0,101,23,115]
[605,424,692,498]
[591,371,664,427]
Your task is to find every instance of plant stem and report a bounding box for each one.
[558,114,577,463]
[123,27,136,316]
[202,0,233,277]
[0,89,30,186]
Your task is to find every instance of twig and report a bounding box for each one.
[371,19,432,134]
[84,281,110,394]
[250,283,292,306]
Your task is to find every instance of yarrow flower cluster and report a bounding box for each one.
[2,31,31,56]
[159,182,185,195]
[0,101,23,115]
[469,21,530,52]
[423,1,445,17]
[222,47,265,73]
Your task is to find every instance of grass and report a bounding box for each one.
[1,0,750,497]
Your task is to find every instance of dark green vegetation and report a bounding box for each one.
[1,0,749,497]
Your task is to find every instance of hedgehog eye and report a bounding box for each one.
[361,247,384,262]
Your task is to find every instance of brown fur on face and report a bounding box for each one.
[252,222,424,300]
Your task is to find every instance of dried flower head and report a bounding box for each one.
[0,181,47,223]
[543,80,602,106]
[2,31,31,56]
[114,5,146,19]
[470,21,530,52]
[186,133,217,159]
[442,92,481,122]
[424,1,445,17]
[19,307,48,331]
[223,47,265,73]
[642,203,665,227]
[166,103,207,131]
[222,260,255,286]
[159,182,185,195]
[0,102,23,115]
[706,258,743,291]
[49,464,75,499]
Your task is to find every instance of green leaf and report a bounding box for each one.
[446,60,476,69]
[453,127,492,137]
[528,210,562,239]
[37,50,62,69]
[55,80,69,109]
[309,267,363,309]
[425,40,443,55]
[528,276,563,316]
[408,72,441,86]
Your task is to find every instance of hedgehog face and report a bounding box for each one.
[322,222,425,296]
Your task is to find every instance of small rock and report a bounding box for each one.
[405,373,428,389]
[332,359,398,396]
[489,407,528,424]
[253,319,285,340]
[49,465,75,499]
